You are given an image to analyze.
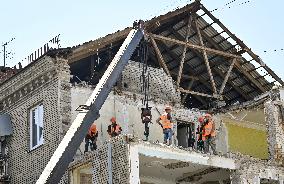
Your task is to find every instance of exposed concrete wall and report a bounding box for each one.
[0,56,71,184]
[216,119,229,154]
[230,157,284,184]
[71,86,166,150]
[264,98,284,165]
[71,85,220,153]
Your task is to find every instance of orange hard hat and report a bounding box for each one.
[110,117,116,123]
[198,116,204,123]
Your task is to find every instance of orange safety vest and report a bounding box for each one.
[88,123,97,137]
[202,121,215,141]
[111,124,122,135]
[160,113,172,129]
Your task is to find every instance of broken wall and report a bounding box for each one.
[220,108,269,159]
[0,56,71,183]
[264,89,284,165]
[121,61,181,103]
[230,156,284,184]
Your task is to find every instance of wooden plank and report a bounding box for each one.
[170,72,198,80]
[219,58,236,94]
[194,18,217,94]
[149,36,171,76]
[177,16,192,87]
[68,28,131,63]
[149,33,242,59]
[158,41,215,94]
[168,27,249,100]
[178,88,221,99]
[200,5,284,87]
[191,13,266,93]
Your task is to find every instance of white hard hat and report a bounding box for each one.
[165,105,172,110]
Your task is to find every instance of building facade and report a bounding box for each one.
[0,1,284,184]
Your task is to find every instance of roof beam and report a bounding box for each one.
[68,28,131,63]
[178,88,221,99]
[200,4,284,86]
[149,36,171,76]
[170,72,198,80]
[193,22,266,92]
[177,15,192,88]
[192,13,266,93]
[158,41,210,87]
[168,27,249,100]
[194,17,217,94]
[156,40,223,100]
[145,1,200,32]
[149,33,242,59]
[189,51,250,101]
[219,58,236,94]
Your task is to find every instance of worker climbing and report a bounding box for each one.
[84,121,98,153]
[156,105,174,145]
[107,117,122,138]
[202,113,217,155]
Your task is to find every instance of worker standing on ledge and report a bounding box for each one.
[107,117,122,138]
[156,105,174,145]
[202,113,217,155]
[196,116,205,152]
[84,122,98,153]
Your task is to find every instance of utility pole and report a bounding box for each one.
[1,37,15,67]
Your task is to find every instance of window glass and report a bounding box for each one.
[30,104,44,150]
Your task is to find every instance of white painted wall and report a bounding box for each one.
[71,86,230,155]
[71,86,169,153]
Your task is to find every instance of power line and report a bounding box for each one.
[210,0,251,13]
[263,48,284,54]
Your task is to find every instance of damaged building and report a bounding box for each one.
[0,1,284,184]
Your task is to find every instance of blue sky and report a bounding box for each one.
[0,0,283,80]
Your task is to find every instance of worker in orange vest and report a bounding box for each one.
[84,122,98,153]
[156,105,173,145]
[107,117,122,138]
[202,113,217,155]
[196,116,205,151]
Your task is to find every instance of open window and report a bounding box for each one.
[30,104,44,150]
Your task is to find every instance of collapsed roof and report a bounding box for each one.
[1,1,282,109]
[67,1,283,108]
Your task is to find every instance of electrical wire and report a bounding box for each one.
[210,0,252,13]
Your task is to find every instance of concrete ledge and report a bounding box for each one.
[132,142,237,170]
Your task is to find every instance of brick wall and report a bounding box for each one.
[0,56,71,184]
[121,61,180,104]
[230,157,284,184]
[92,136,129,184]
[264,93,284,165]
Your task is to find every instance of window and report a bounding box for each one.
[30,104,44,150]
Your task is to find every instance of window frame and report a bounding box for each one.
[29,103,44,150]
